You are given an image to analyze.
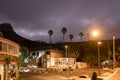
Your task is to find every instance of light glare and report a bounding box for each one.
[93,31,99,37]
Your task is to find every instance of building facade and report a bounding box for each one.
[0,36,20,80]
[29,49,64,67]
[29,49,76,70]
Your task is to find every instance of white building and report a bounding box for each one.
[0,34,20,80]
[30,49,76,70]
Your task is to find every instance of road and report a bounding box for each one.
[20,72,70,80]
[20,68,104,80]
[20,67,120,80]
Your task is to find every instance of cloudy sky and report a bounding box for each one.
[0,0,120,43]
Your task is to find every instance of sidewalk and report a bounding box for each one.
[104,68,120,80]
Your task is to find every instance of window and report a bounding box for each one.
[2,43,7,52]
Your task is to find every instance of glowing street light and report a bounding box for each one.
[65,45,69,73]
[92,30,101,75]
[98,41,102,45]
[93,31,99,37]
[65,45,68,58]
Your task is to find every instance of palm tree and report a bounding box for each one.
[79,32,84,41]
[69,34,74,42]
[61,27,67,42]
[48,30,53,44]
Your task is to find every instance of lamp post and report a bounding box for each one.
[65,45,69,74]
[98,41,101,75]
[92,30,101,75]
[113,34,116,68]
[65,45,68,58]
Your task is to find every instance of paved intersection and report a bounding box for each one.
[20,68,104,80]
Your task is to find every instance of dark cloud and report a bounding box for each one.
[0,0,120,42]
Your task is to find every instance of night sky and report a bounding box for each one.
[0,0,120,43]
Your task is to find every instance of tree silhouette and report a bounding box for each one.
[69,34,74,42]
[79,32,84,41]
[61,27,67,42]
[48,30,53,44]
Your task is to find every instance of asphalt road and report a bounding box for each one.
[20,68,120,80]
[20,72,70,80]
[20,68,103,80]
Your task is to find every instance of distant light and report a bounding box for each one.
[93,31,99,37]
[65,45,68,49]
[98,41,102,44]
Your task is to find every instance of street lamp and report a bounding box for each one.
[93,30,99,39]
[98,41,102,75]
[93,31,99,37]
[65,45,69,75]
[92,30,101,75]
[113,34,116,68]
[65,45,68,58]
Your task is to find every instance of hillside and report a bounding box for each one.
[0,23,48,50]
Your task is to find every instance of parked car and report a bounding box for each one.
[70,75,91,80]
[19,67,30,72]
[24,68,31,72]
[27,64,37,68]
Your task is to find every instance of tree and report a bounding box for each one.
[67,43,80,58]
[0,31,4,37]
[69,34,74,42]
[48,30,53,44]
[61,27,67,42]
[79,32,84,41]
[19,46,29,63]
